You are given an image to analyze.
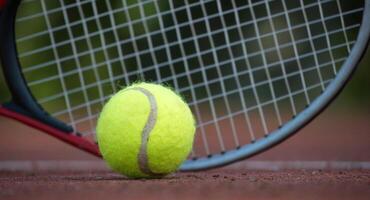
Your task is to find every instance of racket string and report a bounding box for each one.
[172,0,211,155]
[58,55,347,130]
[180,0,226,153]
[14,0,364,158]
[21,8,359,94]
[39,0,77,131]
[18,1,351,65]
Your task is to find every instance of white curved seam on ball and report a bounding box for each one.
[131,87,163,176]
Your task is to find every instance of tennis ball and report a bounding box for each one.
[96,83,196,178]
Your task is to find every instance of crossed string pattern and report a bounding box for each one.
[15,0,363,158]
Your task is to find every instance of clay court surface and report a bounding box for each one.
[1,170,370,200]
[0,109,369,199]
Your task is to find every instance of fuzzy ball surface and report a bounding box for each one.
[97,83,196,178]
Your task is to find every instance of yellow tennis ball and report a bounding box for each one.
[97,83,196,178]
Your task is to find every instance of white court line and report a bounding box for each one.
[0,161,370,171]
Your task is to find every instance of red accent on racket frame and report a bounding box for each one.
[0,106,101,157]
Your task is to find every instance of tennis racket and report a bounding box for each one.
[0,0,369,171]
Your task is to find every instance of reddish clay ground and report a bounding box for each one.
[0,170,369,200]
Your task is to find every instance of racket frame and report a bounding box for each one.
[0,0,369,170]
[0,0,100,157]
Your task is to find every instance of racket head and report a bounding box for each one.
[0,0,369,171]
